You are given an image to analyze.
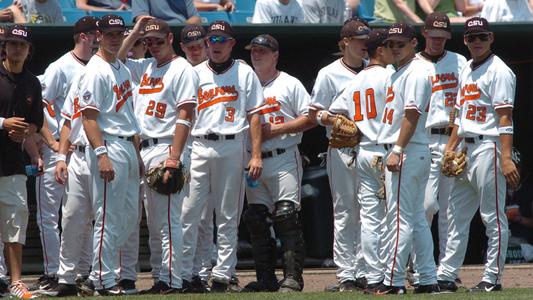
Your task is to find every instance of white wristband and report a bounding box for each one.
[392,145,403,154]
[56,154,67,162]
[0,117,5,130]
[316,111,325,126]
[176,119,192,128]
[94,146,108,156]
[498,126,513,135]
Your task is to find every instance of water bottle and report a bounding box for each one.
[244,168,259,188]
[25,165,39,176]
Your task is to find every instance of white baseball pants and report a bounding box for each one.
[192,198,215,281]
[181,136,246,283]
[116,197,142,282]
[326,146,365,283]
[437,139,508,284]
[382,143,437,286]
[0,239,6,278]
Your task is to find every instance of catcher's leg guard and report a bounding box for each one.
[272,201,305,291]
[242,204,279,292]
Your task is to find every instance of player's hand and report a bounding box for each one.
[132,15,154,35]
[31,155,44,176]
[0,8,14,22]
[386,151,402,172]
[3,117,29,132]
[8,128,29,143]
[55,160,68,184]
[247,157,263,180]
[261,123,279,140]
[502,158,520,189]
[48,140,60,152]
[97,154,115,182]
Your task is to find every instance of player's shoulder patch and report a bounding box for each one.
[83,90,91,101]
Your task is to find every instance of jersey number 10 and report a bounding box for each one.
[353,88,377,121]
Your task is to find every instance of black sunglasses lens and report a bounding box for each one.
[467,33,489,42]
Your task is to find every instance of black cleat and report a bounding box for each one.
[338,280,356,292]
[189,276,209,293]
[28,274,58,292]
[414,283,441,294]
[364,282,383,294]
[469,281,502,293]
[45,283,78,297]
[355,277,367,290]
[77,278,95,297]
[117,279,137,295]
[278,277,302,292]
[241,281,279,292]
[438,280,458,292]
[0,278,10,297]
[210,279,229,293]
[96,285,123,296]
[228,275,242,293]
[373,283,406,295]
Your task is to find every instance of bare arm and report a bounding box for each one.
[456,0,483,17]
[169,103,195,161]
[386,109,419,172]
[496,107,520,189]
[186,15,202,24]
[10,4,26,24]
[194,1,224,11]
[82,108,114,182]
[392,0,424,23]
[416,0,434,15]
[247,113,263,180]
[40,118,59,152]
[55,120,72,184]
[262,115,316,140]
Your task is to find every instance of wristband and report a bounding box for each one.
[392,145,403,154]
[56,154,67,162]
[316,111,325,126]
[176,119,192,128]
[94,146,108,156]
[498,126,513,135]
[0,117,4,130]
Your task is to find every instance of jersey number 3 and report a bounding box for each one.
[353,88,377,121]
[145,100,167,118]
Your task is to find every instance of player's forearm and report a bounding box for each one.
[40,118,57,148]
[248,113,263,159]
[58,121,72,155]
[81,111,105,149]
[394,109,419,148]
[497,108,514,160]
[445,125,462,152]
[274,115,316,136]
[169,104,194,160]
[23,134,41,161]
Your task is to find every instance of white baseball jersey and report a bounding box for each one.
[257,71,310,151]
[416,51,467,129]
[127,56,198,139]
[40,51,87,138]
[191,60,264,136]
[78,55,140,137]
[329,65,394,145]
[60,74,88,146]
[302,0,344,23]
[378,58,433,145]
[481,0,533,22]
[309,58,364,138]
[252,0,305,23]
[456,54,516,137]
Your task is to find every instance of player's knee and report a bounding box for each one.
[243,204,272,234]
[272,201,300,233]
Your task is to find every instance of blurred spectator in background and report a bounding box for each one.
[252,0,305,23]
[481,0,533,22]
[0,7,14,22]
[10,0,64,24]
[132,0,201,24]
[302,0,345,23]
[76,0,131,11]
[194,0,235,12]
[422,0,480,22]
[374,0,434,23]
[466,0,484,16]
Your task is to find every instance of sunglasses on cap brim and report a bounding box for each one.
[208,35,233,44]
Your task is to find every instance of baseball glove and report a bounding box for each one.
[145,159,186,195]
[329,114,360,148]
[441,150,466,177]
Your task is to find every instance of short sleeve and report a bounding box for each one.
[491,67,516,110]
[173,64,198,108]
[125,58,152,85]
[245,71,265,114]
[252,0,271,23]
[328,86,352,117]
[40,63,65,106]
[291,79,311,116]
[309,70,333,111]
[403,67,432,114]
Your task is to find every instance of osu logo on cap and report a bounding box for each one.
[187,31,201,37]
[145,24,160,31]
[389,28,403,34]
[211,23,225,31]
[433,21,448,28]
[108,18,123,25]
[467,19,484,27]
[12,28,28,37]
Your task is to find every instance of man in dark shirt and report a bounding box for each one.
[0,24,43,299]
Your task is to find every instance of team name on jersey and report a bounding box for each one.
[72,96,81,120]
[45,102,56,117]
[139,74,164,94]
[459,83,481,105]
[431,72,458,92]
[197,85,239,111]
[258,96,281,115]
[113,80,133,112]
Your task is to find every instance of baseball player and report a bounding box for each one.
[307,17,369,291]
[77,14,143,295]
[319,28,394,292]
[375,22,439,294]
[242,34,314,292]
[180,20,264,292]
[417,12,467,261]
[437,17,519,293]
[29,15,99,294]
[118,17,199,294]
[1,24,43,299]
[180,25,208,67]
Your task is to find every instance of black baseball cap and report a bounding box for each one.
[245,34,279,51]
[181,25,206,44]
[340,17,370,39]
[385,23,416,42]
[4,25,32,44]
[97,14,126,33]
[365,29,388,53]
[74,16,99,34]
[144,19,171,39]
[423,12,451,39]
[464,17,490,35]
[206,20,234,38]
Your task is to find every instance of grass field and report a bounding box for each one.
[57,288,533,300]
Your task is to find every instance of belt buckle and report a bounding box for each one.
[207,133,219,141]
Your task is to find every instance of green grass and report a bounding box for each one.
[59,288,533,300]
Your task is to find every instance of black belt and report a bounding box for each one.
[141,138,159,149]
[261,148,286,159]
[74,145,85,153]
[431,127,448,135]
[200,133,235,141]
[117,136,134,142]
[464,135,484,144]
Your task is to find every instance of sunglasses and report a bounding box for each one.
[385,41,406,49]
[466,33,490,43]
[146,39,165,47]
[208,35,233,44]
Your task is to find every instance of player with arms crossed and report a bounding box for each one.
[417,12,467,261]
[180,20,264,292]
[118,17,199,294]
[78,14,143,296]
[376,23,439,294]
[319,28,394,293]
[242,34,314,293]
[307,17,369,291]
[436,17,519,293]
